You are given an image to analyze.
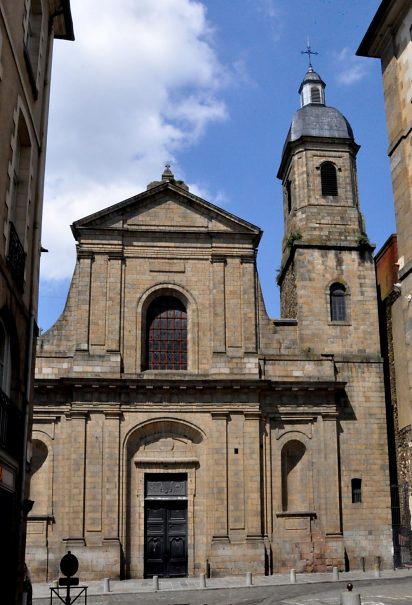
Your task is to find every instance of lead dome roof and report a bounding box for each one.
[288,104,354,142]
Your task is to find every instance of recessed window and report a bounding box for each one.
[351,478,362,503]
[0,318,11,397]
[146,296,187,370]
[286,180,292,213]
[320,162,338,196]
[7,112,31,287]
[330,283,347,322]
[24,0,43,90]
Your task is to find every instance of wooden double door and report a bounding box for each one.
[144,500,188,577]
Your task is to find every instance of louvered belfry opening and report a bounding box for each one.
[310,86,321,103]
[321,162,338,196]
[147,296,187,370]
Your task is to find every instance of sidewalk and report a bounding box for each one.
[32,567,412,599]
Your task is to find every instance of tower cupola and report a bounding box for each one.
[299,66,326,107]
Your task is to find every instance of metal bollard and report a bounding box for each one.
[360,556,365,572]
[333,566,339,581]
[340,583,361,605]
[199,573,206,588]
[374,563,380,578]
[246,572,252,586]
[153,575,159,591]
[290,569,296,583]
[103,578,111,593]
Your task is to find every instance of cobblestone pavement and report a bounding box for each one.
[33,570,412,605]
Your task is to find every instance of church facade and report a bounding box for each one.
[27,69,393,581]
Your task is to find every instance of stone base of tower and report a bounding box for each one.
[271,525,345,573]
[208,537,267,577]
[29,539,123,582]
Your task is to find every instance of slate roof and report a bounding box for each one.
[288,104,354,142]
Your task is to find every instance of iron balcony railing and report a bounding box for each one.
[0,388,21,459]
[6,221,26,289]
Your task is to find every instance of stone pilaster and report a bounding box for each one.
[64,410,88,542]
[211,256,226,353]
[241,257,257,353]
[211,412,228,539]
[244,412,262,537]
[75,252,93,351]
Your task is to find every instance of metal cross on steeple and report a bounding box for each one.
[301,40,318,68]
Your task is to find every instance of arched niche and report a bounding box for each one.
[122,418,206,579]
[281,439,308,512]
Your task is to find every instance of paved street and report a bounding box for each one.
[33,570,412,605]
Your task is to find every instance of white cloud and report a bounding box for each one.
[256,0,282,41]
[41,0,229,281]
[335,47,369,86]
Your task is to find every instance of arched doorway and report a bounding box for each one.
[123,419,205,578]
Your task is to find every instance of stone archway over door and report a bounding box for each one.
[124,419,205,579]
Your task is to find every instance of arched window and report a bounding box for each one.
[320,162,338,196]
[146,296,187,370]
[24,0,43,89]
[330,283,347,321]
[0,318,11,396]
[281,440,308,511]
[310,86,321,104]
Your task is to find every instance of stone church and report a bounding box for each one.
[26,68,393,581]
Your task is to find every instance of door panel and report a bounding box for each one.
[144,501,187,577]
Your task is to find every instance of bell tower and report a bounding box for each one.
[277,66,380,355]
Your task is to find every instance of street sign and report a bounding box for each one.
[60,551,79,577]
[58,577,79,586]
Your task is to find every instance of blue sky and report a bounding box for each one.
[38,0,394,331]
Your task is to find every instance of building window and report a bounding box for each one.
[311,86,321,103]
[330,283,347,322]
[146,296,187,370]
[0,318,11,397]
[24,0,43,92]
[286,180,292,213]
[320,162,338,196]
[351,478,362,503]
[281,440,308,511]
[7,112,31,287]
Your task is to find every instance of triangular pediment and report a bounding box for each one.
[71,182,261,239]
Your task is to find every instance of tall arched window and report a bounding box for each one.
[330,283,347,321]
[320,162,338,196]
[281,440,308,511]
[146,296,187,370]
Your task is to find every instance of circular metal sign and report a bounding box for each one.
[60,551,79,577]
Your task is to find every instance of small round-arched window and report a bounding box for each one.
[330,283,347,322]
[146,296,187,370]
[320,162,338,196]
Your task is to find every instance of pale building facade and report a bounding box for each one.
[27,70,393,581]
[358,0,412,563]
[0,2,73,603]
